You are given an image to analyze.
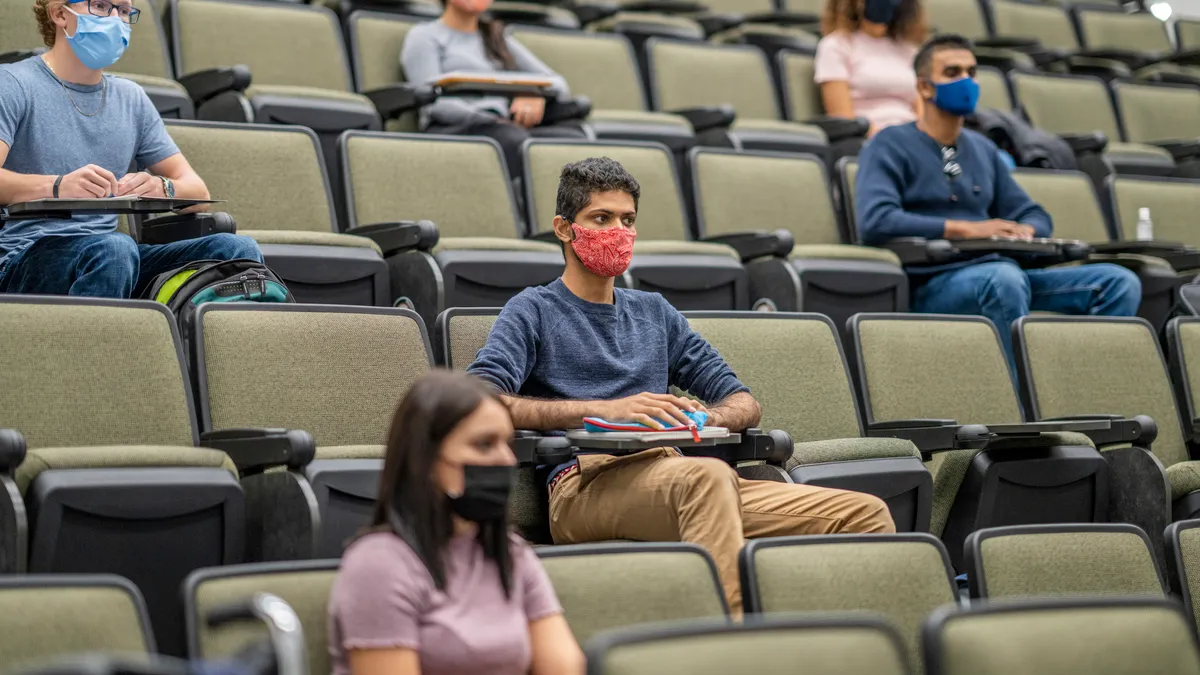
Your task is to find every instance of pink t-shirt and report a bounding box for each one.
[327,531,563,675]
[814,31,920,132]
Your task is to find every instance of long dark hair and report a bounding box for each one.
[441,0,517,70]
[365,370,515,596]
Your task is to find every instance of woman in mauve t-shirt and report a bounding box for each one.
[814,0,928,137]
[327,371,584,675]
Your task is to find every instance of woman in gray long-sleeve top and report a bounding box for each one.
[401,0,587,179]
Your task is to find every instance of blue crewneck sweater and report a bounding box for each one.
[855,122,1052,277]
[467,279,749,480]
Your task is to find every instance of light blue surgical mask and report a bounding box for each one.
[64,5,130,70]
[930,76,980,117]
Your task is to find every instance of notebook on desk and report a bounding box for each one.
[567,427,731,443]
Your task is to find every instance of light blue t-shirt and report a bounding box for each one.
[0,55,180,271]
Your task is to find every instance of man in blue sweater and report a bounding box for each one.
[468,157,894,614]
[855,34,1140,363]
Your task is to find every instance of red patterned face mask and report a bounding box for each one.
[570,223,636,277]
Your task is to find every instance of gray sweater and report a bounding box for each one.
[400,20,571,129]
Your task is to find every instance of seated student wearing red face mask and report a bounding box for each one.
[467,157,896,616]
[400,0,587,180]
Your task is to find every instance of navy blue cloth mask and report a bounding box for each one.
[931,76,980,116]
[863,0,900,24]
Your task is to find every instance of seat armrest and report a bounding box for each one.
[866,419,988,454]
[743,9,818,24]
[542,96,592,124]
[1164,48,1200,67]
[701,229,793,261]
[511,433,576,466]
[1042,414,1158,447]
[620,0,708,12]
[1073,48,1152,69]
[178,66,252,106]
[137,212,236,245]
[0,49,43,65]
[1091,240,1200,271]
[1061,132,1108,155]
[565,0,620,24]
[801,115,869,143]
[1152,139,1200,163]
[975,37,1041,51]
[668,105,736,133]
[696,12,744,36]
[363,84,437,120]
[345,220,439,256]
[199,428,316,474]
[883,237,952,266]
[0,429,26,474]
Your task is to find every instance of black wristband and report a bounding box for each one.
[53,175,63,199]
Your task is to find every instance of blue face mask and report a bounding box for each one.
[931,76,980,117]
[64,6,130,70]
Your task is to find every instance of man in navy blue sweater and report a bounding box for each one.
[468,157,893,614]
[855,34,1141,363]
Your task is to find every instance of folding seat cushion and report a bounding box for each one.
[922,0,987,40]
[1075,7,1200,85]
[644,40,829,156]
[1110,175,1200,250]
[339,132,565,328]
[1016,316,1200,530]
[923,598,1200,675]
[436,308,551,543]
[507,27,695,149]
[1010,168,1182,327]
[524,139,751,311]
[0,0,191,118]
[184,561,339,673]
[192,304,432,557]
[683,312,930,531]
[963,524,1166,600]
[163,120,391,307]
[0,297,244,657]
[585,616,909,675]
[537,543,729,646]
[169,0,381,193]
[850,314,1105,571]
[1009,72,1175,173]
[0,576,154,673]
[740,534,955,672]
[689,149,908,327]
[1165,519,1200,634]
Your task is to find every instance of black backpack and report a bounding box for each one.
[142,258,294,346]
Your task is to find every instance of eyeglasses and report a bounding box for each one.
[942,145,962,181]
[73,0,141,24]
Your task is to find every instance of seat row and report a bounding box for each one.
[6,523,1200,675]
[8,295,1200,650]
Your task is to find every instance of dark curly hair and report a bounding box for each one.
[821,0,928,45]
[555,156,641,222]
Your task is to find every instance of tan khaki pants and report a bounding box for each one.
[548,448,896,615]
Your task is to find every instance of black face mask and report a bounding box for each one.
[448,465,513,523]
[863,0,900,24]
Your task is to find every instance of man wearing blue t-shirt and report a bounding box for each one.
[0,0,260,298]
[855,34,1140,363]
[468,157,895,615]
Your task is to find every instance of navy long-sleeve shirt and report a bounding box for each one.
[467,279,749,480]
[855,122,1053,277]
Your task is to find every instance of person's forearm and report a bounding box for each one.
[705,392,760,432]
[501,394,605,431]
[0,168,54,204]
[170,173,208,200]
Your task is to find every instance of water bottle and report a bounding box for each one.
[1136,207,1154,242]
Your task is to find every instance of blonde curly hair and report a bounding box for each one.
[32,0,67,48]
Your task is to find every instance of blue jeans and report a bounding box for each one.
[912,261,1142,368]
[0,231,263,299]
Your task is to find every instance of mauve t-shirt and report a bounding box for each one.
[814,31,919,132]
[327,531,563,675]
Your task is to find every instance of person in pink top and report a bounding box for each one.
[327,370,585,675]
[814,0,928,137]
